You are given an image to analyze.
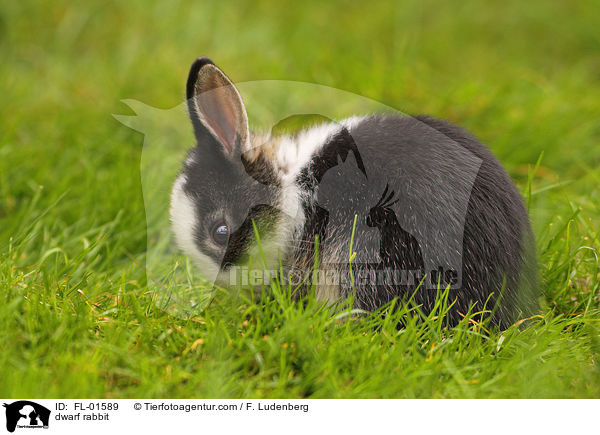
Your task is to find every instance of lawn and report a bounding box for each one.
[0,0,599,398]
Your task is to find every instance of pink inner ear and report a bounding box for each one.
[195,71,243,156]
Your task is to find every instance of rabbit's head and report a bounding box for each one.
[170,58,298,286]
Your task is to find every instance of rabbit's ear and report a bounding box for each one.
[186,57,249,156]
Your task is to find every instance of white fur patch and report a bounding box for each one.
[170,175,220,281]
[340,115,366,131]
[277,116,367,181]
[185,153,196,166]
[275,116,367,303]
[277,123,340,179]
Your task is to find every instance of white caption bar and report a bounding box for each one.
[0,399,597,434]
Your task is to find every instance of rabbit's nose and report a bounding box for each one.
[365,215,373,227]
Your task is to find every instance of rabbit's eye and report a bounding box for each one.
[211,223,229,246]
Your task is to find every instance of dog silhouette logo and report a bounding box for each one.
[3,401,50,433]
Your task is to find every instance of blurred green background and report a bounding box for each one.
[2,0,599,235]
[1,0,599,398]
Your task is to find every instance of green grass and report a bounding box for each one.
[1,0,599,398]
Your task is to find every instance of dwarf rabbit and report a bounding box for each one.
[170,57,538,327]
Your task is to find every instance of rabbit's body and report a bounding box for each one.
[171,57,538,327]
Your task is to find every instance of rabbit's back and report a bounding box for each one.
[293,114,538,326]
